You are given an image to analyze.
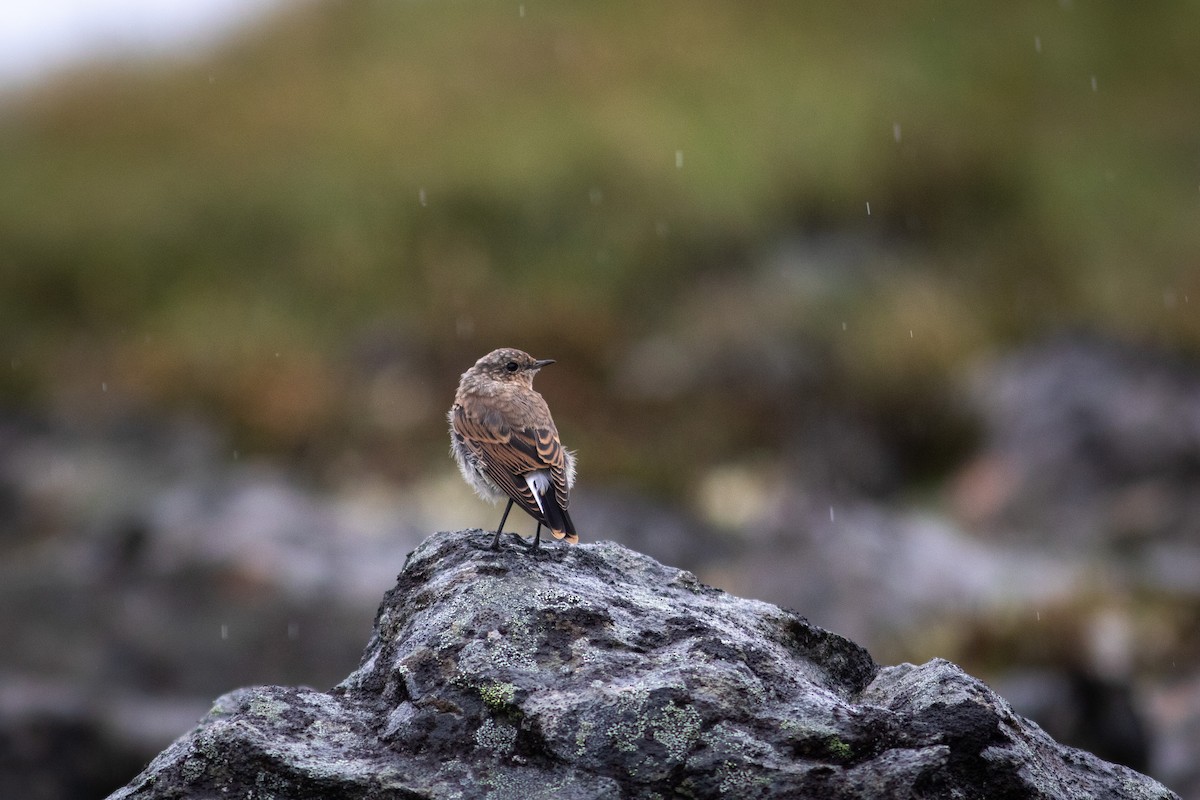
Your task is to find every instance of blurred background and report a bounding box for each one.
[1,1,1198,796]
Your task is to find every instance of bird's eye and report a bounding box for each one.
[505,361,519,373]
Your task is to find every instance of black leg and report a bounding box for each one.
[491,498,515,550]
[531,522,542,551]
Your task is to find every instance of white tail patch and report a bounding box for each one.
[525,470,551,514]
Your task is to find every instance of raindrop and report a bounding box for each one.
[892,122,901,143]
[829,506,835,522]
[418,188,428,207]
[589,187,603,206]
[1090,75,1098,92]
[1035,611,1041,622]
[1034,36,1041,53]
[233,450,240,460]
[841,321,847,331]
[675,150,684,169]
[865,201,871,216]
[288,621,300,640]
[221,624,229,640]
[101,382,108,392]
[518,4,525,17]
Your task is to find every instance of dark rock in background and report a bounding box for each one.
[110,531,1177,800]
[0,711,145,800]
[956,334,1200,554]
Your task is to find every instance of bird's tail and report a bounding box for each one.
[542,497,578,545]
[525,470,578,545]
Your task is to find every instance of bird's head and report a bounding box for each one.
[469,348,555,388]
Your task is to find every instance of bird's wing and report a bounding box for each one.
[451,402,566,522]
[531,424,572,511]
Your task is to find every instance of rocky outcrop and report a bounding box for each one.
[109,530,1178,799]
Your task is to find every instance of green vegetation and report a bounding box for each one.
[825,735,853,762]
[1,1,1197,487]
[478,681,517,713]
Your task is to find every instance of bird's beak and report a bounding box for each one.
[533,358,556,369]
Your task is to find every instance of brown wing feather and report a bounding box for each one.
[451,403,551,525]
[532,425,571,510]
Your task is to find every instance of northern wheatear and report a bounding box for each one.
[449,348,577,550]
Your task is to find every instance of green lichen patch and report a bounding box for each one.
[650,703,703,763]
[478,682,518,712]
[474,718,518,756]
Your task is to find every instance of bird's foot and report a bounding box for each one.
[509,532,536,550]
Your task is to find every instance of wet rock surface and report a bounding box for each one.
[111,530,1177,800]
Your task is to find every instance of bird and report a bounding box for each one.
[449,348,578,551]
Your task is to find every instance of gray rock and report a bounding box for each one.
[960,334,1200,552]
[109,531,1179,799]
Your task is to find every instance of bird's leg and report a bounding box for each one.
[531,522,542,551]
[491,498,515,550]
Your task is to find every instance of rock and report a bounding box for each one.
[956,334,1200,551]
[109,531,1178,799]
[0,673,209,800]
[0,709,147,800]
[995,668,1151,774]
